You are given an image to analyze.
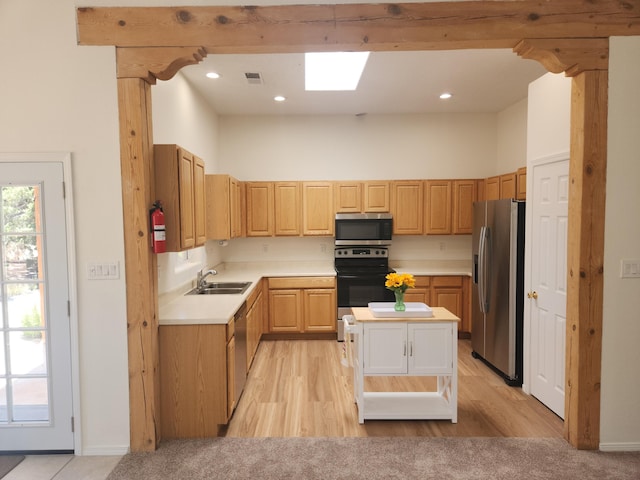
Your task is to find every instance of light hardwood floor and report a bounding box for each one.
[224,338,564,438]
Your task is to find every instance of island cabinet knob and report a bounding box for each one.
[527,291,538,299]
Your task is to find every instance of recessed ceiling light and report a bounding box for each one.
[205,72,220,79]
[439,92,453,100]
[274,95,286,102]
[305,52,370,91]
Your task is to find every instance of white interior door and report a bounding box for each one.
[0,160,74,451]
[527,157,569,419]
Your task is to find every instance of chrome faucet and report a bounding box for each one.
[197,268,218,289]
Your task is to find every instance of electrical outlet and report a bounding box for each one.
[320,243,327,253]
[439,242,446,251]
[262,244,269,253]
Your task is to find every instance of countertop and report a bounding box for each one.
[158,259,472,326]
[350,306,460,323]
[158,261,336,326]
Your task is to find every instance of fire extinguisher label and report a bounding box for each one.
[154,229,166,241]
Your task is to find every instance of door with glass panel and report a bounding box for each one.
[0,161,73,451]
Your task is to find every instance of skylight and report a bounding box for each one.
[305,52,370,91]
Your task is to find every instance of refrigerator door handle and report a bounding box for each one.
[478,226,490,313]
[478,226,486,313]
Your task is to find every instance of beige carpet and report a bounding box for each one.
[0,455,24,479]
[106,437,640,480]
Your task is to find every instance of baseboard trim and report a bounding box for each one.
[599,442,640,452]
[80,445,130,456]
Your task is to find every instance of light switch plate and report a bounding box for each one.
[620,259,640,278]
[88,262,120,280]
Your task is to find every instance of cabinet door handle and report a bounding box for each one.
[403,341,407,356]
[409,341,413,357]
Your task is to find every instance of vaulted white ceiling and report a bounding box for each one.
[179,49,548,116]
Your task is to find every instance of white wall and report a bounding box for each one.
[0,0,128,454]
[527,73,572,159]
[601,36,640,450]
[220,235,472,264]
[496,98,528,173]
[218,113,498,180]
[152,73,224,293]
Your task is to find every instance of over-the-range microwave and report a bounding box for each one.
[334,213,393,246]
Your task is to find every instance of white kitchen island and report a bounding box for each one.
[346,306,460,424]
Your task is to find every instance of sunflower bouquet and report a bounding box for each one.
[384,272,416,293]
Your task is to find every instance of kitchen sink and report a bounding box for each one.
[186,281,251,295]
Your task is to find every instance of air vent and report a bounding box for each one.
[244,72,263,85]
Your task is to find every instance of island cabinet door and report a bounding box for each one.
[363,323,407,374]
[408,323,454,375]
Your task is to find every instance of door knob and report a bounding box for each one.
[527,291,538,299]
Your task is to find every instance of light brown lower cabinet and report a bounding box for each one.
[159,323,231,438]
[226,330,236,420]
[407,275,471,335]
[268,277,336,333]
[246,283,264,369]
[403,275,431,304]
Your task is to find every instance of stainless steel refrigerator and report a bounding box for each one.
[471,199,525,386]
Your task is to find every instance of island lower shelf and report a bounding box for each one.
[359,391,456,421]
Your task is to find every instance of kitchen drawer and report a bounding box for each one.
[431,276,463,287]
[413,276,431,288]
[268,276,335,289]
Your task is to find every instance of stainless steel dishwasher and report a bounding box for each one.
[233,302,248,409]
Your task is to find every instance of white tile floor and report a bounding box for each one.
[4,455,121,480]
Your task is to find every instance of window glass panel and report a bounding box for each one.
[6,284,44,330]
[3,235,41,281]
[0,379,6,423]
[1,186,37,233]
[0,332,4,374]
[9,331,47,375]
[11,377,48,422]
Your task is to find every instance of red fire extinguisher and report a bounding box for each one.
[150,201,166,254]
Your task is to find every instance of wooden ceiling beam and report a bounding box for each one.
[77,1,640,51]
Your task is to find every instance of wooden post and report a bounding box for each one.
[565,70,608,449]
[117,77,159,451]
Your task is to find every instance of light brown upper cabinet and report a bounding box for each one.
[335,182,362,213]
[485,176,500,201]
[363,181,390,212]
[206,174,244,240]
[302,182,334,235]
[193,155,206,247]
[477,179,486,202]
[246,182,274,237]
[500,173,517,200]
[424,180,452,235]
[334,181,390,213]
[516,167,527,200]
[274,182,301,236]
[391,180,424,235]
[452,180,477,235]
[154,144,206,251]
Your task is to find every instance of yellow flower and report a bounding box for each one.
[385,272,415,292]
